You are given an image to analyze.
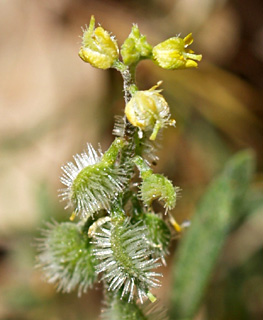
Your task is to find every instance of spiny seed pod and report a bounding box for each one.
[125,82,175,140]
[59,137,127,219]
[37,221,97,296]
[102,293,168,320]
[152,33,202,69]
[79,15,119,69]
[133,156,179,212]
[121,24,152,65]
[92,218,162,304]
[141,213,171,265]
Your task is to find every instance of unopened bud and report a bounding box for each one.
[121,24,152,65]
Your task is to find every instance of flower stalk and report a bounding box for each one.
[37,16,202,320]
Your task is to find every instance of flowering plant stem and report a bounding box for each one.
[37,16,202,320]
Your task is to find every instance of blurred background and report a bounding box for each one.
[0,0,263,319]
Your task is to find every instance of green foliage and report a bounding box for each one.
[169,150,256,319]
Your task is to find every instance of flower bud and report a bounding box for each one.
[79,16,119,69]
[121,24,152,65]
[152,33,202,69]
[125,82,175,140]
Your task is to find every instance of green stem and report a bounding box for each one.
[112,60,145,217]
[133,155,153,179]
[102,137,125,165]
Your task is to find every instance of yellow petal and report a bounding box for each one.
[185,59,198,68]
[184,33,194,47]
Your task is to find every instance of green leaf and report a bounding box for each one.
[169,150,255,319]
[220,149,256,223]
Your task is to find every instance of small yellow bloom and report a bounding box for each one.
[125,82,175,140]
[152,33,202,69]
[79,16,119,69]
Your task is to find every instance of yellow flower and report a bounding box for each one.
[79,16,119,69]
[152,33,202,69]
[125,82,175,140]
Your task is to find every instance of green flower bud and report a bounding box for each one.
[125,82,175,140]
[121,24,152,65]
[152,33,202,69]
[133,156,179,212]
[60,138,127,219]
[37,221,97,296]
[79,16,119,69]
